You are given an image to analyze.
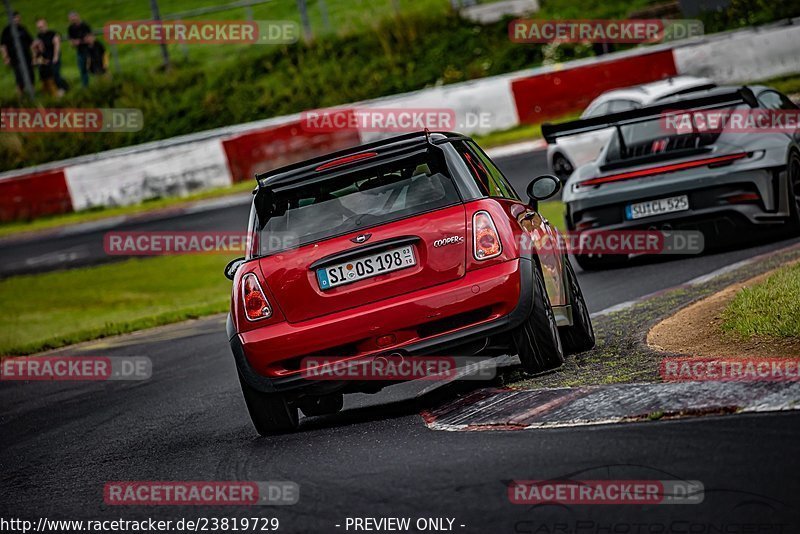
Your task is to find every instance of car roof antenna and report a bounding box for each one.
[424,128,431,144]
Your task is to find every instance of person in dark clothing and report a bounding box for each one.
[84,33,106,75]
[67,11,91,87]
[34,18,69,97]
[0,11,34,95]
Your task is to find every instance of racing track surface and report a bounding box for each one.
[2,147,800,529]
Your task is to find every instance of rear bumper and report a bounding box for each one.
[566,164,791,236]
[229,257,534,394]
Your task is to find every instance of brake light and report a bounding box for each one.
[473,211,502,260]
[579,152,749,187]
[315,152,378,171]
[724,192,760,204]
[241,273,272,321]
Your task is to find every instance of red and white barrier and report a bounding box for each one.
[222,119,361,183]
[674,23,800,83]
[511,49,678,124]
[64,138,233,211]
[0,167,71,222]
[1,21,798,222]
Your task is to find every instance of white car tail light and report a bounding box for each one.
[241,273,272,321]
[473,211,502,260]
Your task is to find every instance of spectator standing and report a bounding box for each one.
[34,18,69,97]
[67,11,91,87]
[0,11,34,96]
[84,33,107,76]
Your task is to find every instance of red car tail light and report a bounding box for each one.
[579,152,749,188]
[724,192,760,204]
[315,152,378,171]
[473,211,502,260]
[241,273,272,321]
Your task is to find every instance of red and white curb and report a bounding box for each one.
[421,381,800,431]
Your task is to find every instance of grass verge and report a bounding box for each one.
[762,74,800,97]
[473,112,582,148]
[0,254,234,355]
[721,262,800,339]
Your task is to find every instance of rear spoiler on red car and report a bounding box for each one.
[541,87,758,144]
[255,131,470,188]
[256,132,428,188]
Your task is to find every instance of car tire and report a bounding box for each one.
[559,258,595,354]
[511,262,565,373]
[237,372,299,436]
[573,252,626,271]
[787,151,800,234]
[552,153,575,182]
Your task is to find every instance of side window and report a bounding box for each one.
[779,94,799,110]
[457,141,519,200]
[582,101,610,118]
[606,99,640,113]
[757,91,793,110]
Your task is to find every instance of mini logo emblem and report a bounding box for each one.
[351,233,372,244]
[433,235,464,247]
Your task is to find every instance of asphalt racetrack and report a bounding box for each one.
[2,147,800,530]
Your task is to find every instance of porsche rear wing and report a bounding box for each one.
[541,87,758,144]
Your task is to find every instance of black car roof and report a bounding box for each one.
[255,131,469,188]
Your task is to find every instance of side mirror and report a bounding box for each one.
[526,174,562,205]
[224,257,246,281]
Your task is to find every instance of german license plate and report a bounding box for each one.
[625,194,689,220]
[316,245,416,290]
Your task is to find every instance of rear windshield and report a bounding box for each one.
[253,150,461,255]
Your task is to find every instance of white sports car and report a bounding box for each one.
[547,76,716,181]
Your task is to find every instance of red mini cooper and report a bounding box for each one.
[225,131,594,435]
